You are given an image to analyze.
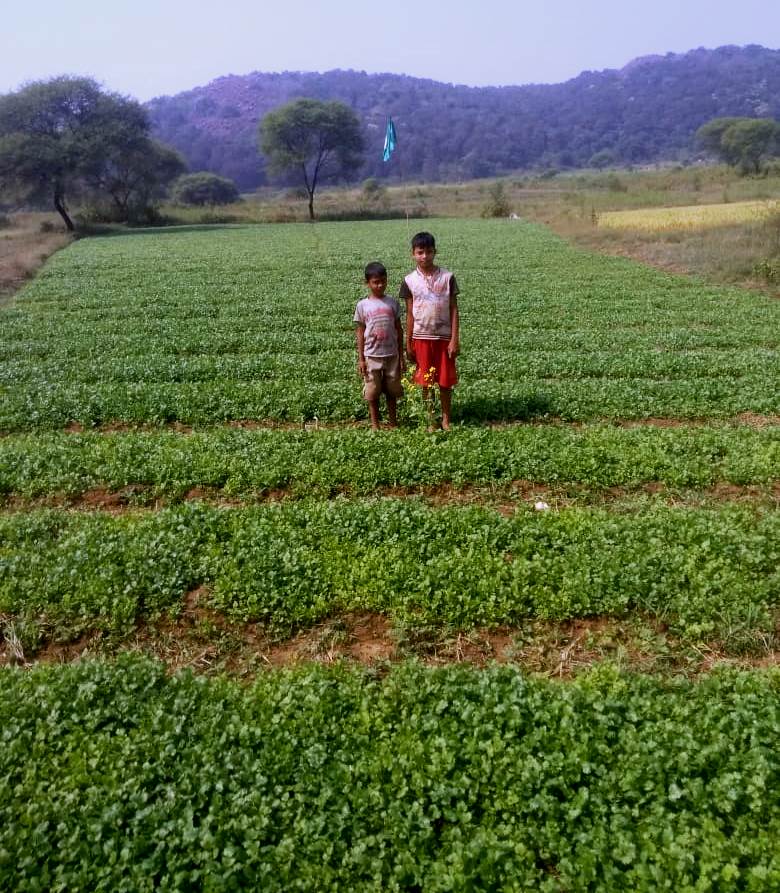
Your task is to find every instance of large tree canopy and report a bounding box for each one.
[94,139,186,220]
[259,98,364,220]
[0,76,177,229]
[696,116,780,174]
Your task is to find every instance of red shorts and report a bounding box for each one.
[411,338,458,389]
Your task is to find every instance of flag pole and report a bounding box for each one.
[383,117,410,240]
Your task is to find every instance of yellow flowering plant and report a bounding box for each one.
[401,365,439,430]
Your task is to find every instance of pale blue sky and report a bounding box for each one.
[3,0,778,101]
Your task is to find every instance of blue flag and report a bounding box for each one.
[382,118,397,162]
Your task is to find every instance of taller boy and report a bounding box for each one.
[399,231,460,430]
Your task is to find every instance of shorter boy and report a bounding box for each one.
[354,261,405,430]
[400,231,460,430]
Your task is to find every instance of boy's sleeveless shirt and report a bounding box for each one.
[401,268,459,340]
[353,296,401,357]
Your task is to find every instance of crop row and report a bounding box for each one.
[8,294,774,329]
[2,500,777,645]
[4,347,778,387]
[3,326,777,361]
[3,377,779,431]
[2,656,779,891]
[1,423,778,500]
[2,219,778,429]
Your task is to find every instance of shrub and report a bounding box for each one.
[605,172,628,193]
[589,150,616,169]
[481,181,511,218]
[360,177,388,207]
[753,256,780,283]
[170,172,240,206]
[74,203,125,225]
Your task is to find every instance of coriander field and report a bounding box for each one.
[1,218,779,890]
[2,219,779,429]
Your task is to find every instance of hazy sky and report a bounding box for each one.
[3,0,779,101]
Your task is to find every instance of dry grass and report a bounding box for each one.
[560,212,780,295]
[0,212,72,305]
[597,200,779,231]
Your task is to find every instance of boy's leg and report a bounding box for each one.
[386,396,398,428]
[382,355,403,429]
[440,387,452,430]
[363,357,384,429]
[367,398,381,430]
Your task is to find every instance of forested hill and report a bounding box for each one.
[146,44,780,190]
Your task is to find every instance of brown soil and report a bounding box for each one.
[262,614,396,667]
[4,610,777,679]
[79,486,150,512]
[5,414,777,438]
[3,477,778,517]
[618,417,692,428]
[735,412,780,428]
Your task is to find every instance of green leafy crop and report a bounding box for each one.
[1,501,777,644]
[0,422,777,500]
[1,219,778,430]
[1,657,778,891]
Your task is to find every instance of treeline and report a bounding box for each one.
[147,44,780,189]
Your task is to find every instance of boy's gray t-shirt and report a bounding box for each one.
[353,296,401,357]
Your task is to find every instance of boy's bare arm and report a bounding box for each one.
[405,297,415,361]
[355,325,367,376]
[448,294,460,358]
[395,317,406,370]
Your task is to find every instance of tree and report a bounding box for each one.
[170,172,240,205]
[721,119,779,174]
[696,117,780,174]
[259,98,364,220]
[94,139,186,219]
[694,118,743,162]
[588,149,616,169]
[0,76,152,230]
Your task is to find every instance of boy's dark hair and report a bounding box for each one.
[411,231,436,250]
[364,261,387,280]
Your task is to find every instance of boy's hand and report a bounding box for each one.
[358,358,367,378]
[406,343,416,364]
[447,339,460,359]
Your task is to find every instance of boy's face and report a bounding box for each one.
[366,274,387,297]
[412,245,436,271]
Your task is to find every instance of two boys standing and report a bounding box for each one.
[353,231,460,430]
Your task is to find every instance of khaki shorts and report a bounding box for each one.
[362,354,403,401]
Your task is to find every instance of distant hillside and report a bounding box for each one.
[146,45,780,190]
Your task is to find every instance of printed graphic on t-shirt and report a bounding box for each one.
[353,296,400,357]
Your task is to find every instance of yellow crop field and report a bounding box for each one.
[597,199,779,231]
